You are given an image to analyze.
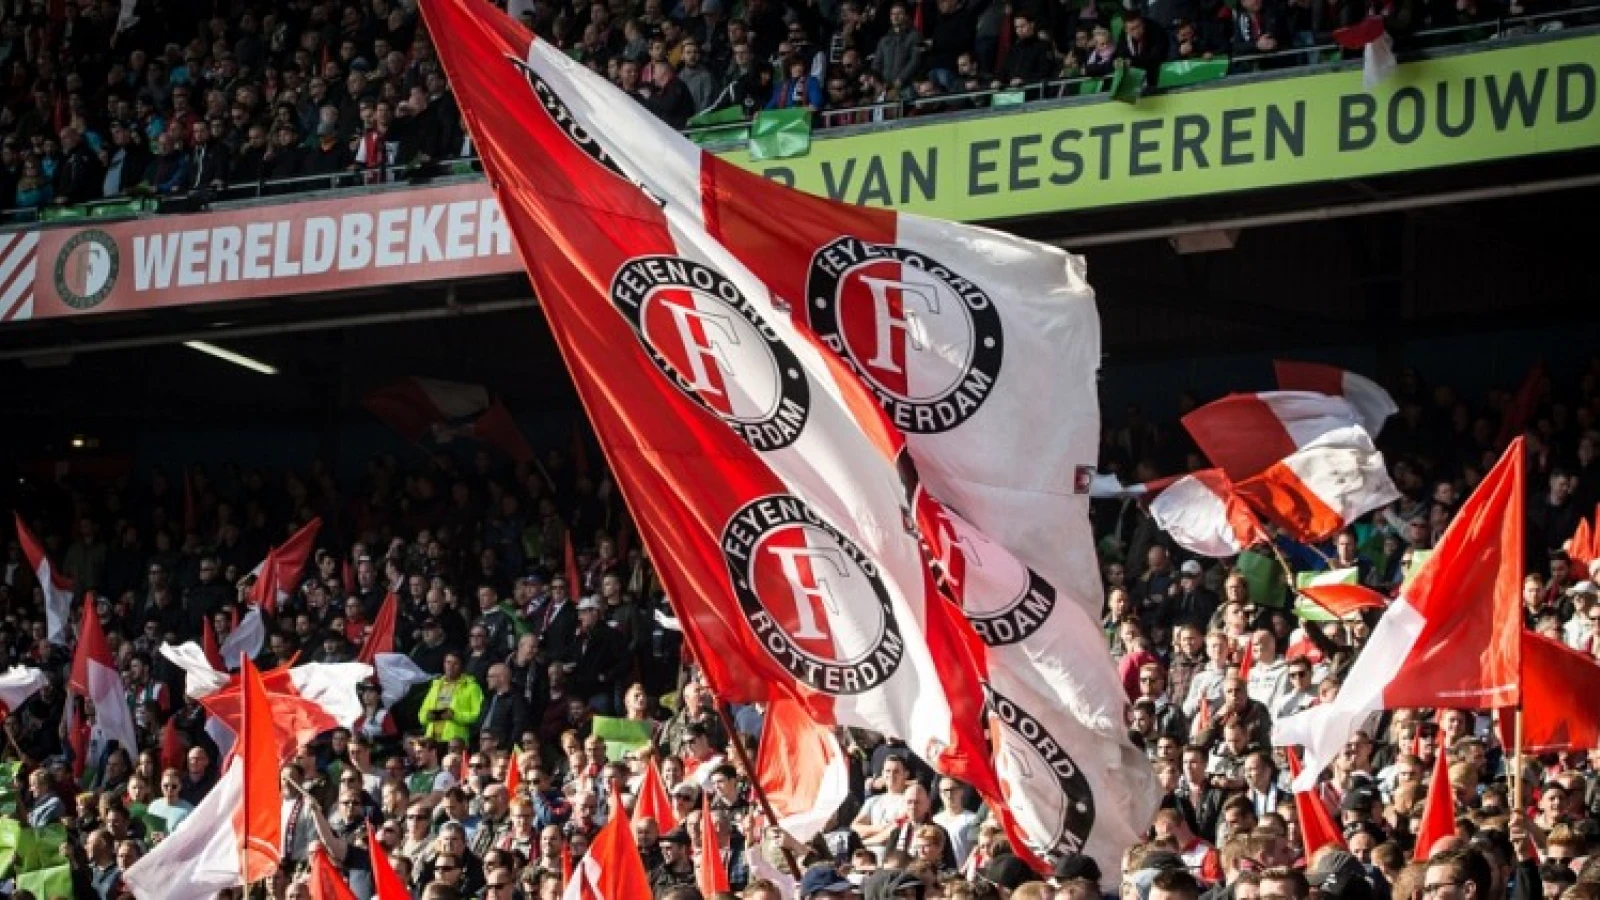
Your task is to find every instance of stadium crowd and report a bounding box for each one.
[0,0,1586,213]
[3,358,1600,900]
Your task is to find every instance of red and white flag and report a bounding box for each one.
[1284,748,1344,857]
[1182,392,1362,482]
[357,592,398,664]
[198,660,371,762]
[249,518,322,614]
[1333,16,1397,90]
[0,666,46,721]
[755,697,850,843]
[635,757,678,832]
[1273,361,1397,437]
[1276,439,1524,789]
[364,377,534,463]
[219,607,266,669]
[422,0,1154,872]
[14,514,73,645]
[68,598,140,760]
[1233,427,1400,545]
[1145,470,1265,557]
[122,760,250,900]
[1296,571,1389,620]
[563,787,653,900]
[201,615,226,670]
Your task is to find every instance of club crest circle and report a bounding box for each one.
[721,495,905,695]
[806,237,1003,433]
[612,255,810,451]
[987,685,1096,862]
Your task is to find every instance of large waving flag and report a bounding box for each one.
[0,666,47,720]
[564,787,653,900]
[755,698,850,843]
[1502,631,1600,754]
[1182,392,1362,482]
[364,377,534,462]
[420,0,1156,871]
[1273,361,1397,437]
[68,598,140,760]
[219,607,266,669]
[14,514,73,646]
[1276,439,1524,789]
[1233,426,1400,544]
[237,657,282,883]
[122,760,248,900]
[249,518,322,613]
[1145,470,1265,557]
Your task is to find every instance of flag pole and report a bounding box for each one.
[712,702,805,880]
[1511,705,1525,818]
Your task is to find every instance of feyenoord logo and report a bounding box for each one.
[54,229,119,310]
[807,237,1002,433]
[987,685,1096,861]
[612,255,810,451]
[506,56,665,207]
[722,494,905,695]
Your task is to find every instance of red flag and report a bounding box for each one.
[1332,15,1385,48]
[564,532,582,597]
[697,791,730,895]
[561,785,652,899]
[1412,739,1456,861]
[201,615,225,671]
[1568,519,1594,570]
[237,656,283,883]
[307,845,360,900]
[1273,361,1397,437]
[1285,748,1344,857]
[505,747,521,799]
[200,664,341,764]
[68,595,140,758]
[458,749,472,785]
[160,716,187,772]
[14,513,73,645]
[1195,695,1212,736]
[1279,440,1525,789]
[1496,360,1544,447]
[367,822,411,900]
[357,592,398,665]
[1182,393,1361,482]
[1500,631,1600,754]
[1236,638,1254,683]
[364,378,534,462]
[635,757,677,831]
[1299,583,1389,619]
[250,518,322,614]
[755,697,849,843]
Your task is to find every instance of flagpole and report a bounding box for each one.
[1511,705,1525,817]
[712,702,805,880]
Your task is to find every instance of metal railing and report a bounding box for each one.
[2,5,1594,227]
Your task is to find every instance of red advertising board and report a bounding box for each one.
[1,182,520,324]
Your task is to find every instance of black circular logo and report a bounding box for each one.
[806,237,1003,433]
[987,685,1097,862]
[722,494,904,694]
[611,255,811,451]
[54,230,119,310]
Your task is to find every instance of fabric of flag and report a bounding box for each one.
[123,761,248,900]
[1273,361,1397,437]
[16,863,72,900]
[698,791,731,895]
[1182,392,1362,482]
[1284,748,1344,856]
[14,514,73,646]
[1146,470,1264,557]
[201,616,225,670]
[1235,550,1287,609]
[0,666,46,722]
[1501,631,1600,754]
[754,697,849,843]
[358,592,399,664]
[1294,568,1388,620]
[1332,16,1396,88]
[1276,439,1524,790]
[747,108,811,160]
[1568,519,1594,571]
[1411,741,1455,860]
[1236,637,1255,682]
[199,661,371,762]
[368,822,412,900]
[636,757,678,831]
[419,0,1153,873]
[160,716,187,771]
[237,657,283,883]
[1233,426,1400,544]
[219,607,267,669]
[248,518,322,614]
[373,652,434,707]
[308,846,359,900]
[561,787,653,900]
[364,377,535,462]
[159,642,233,698]
[505,747,522,799]
[1496,360,1545,446]
[68,598,141,760]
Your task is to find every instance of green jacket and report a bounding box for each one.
[419,675,484,743]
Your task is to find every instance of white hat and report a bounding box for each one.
[1179,560,1203,576]
[576,596,602,611]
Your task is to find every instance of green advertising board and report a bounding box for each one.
[720,34,1600,220]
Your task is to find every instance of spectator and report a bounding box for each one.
[767,54,822,111]
[101,121,150,197]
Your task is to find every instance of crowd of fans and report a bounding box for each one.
[3,357,1600,900]
[0,0,1582,213]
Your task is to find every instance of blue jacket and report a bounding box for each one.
[767,76,822,110]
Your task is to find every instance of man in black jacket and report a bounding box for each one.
[188,120,229,196]
[476,663,533,748]
[570,597,630,714]
[53,126,103,205]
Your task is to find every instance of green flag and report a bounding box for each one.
[17,862,73,899]
[688,105,751,148]
[1157,58,1230,89]
[592,716,654,761]
[748,108,812,161]
[18,822,68,872]
[1109,65,1145,104]
[0,817,20,877]
[990,90,1026,108]
[1236,550,1287,609]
